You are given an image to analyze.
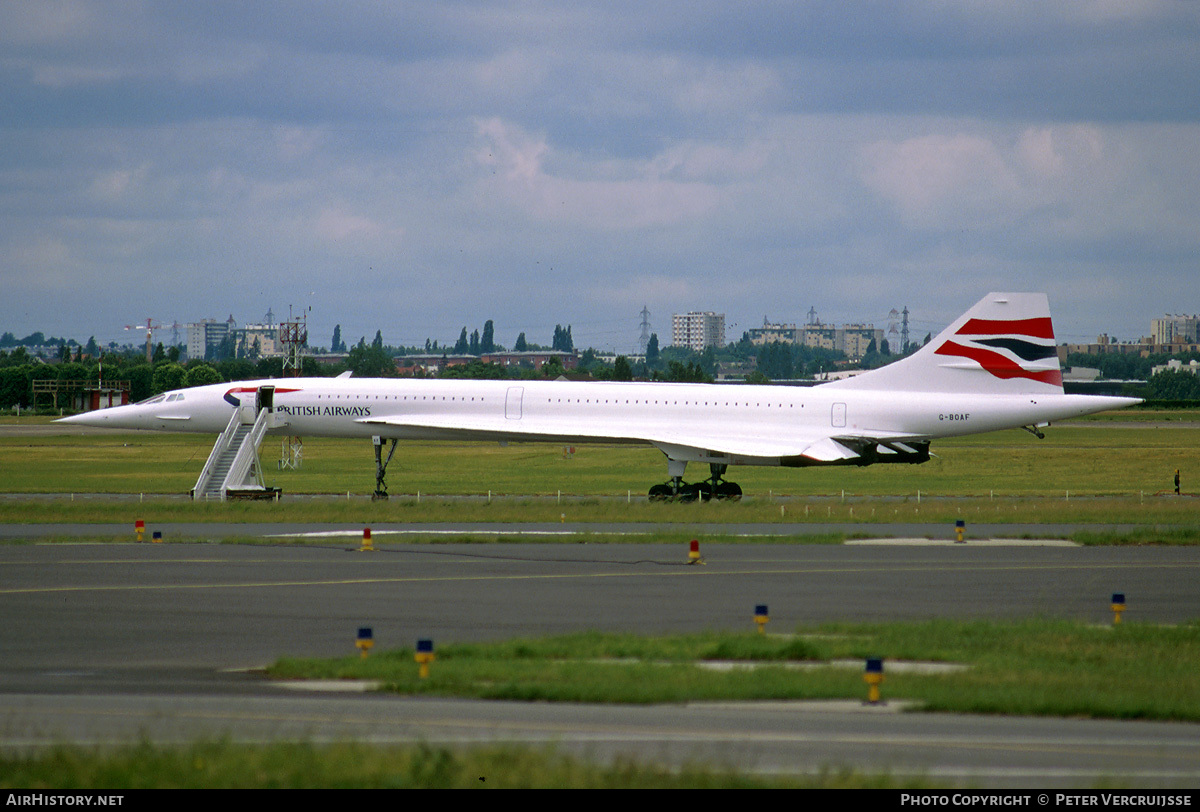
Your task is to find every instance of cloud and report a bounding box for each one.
[87,167,145,202]
[472,118,722,229]
[272,126,326,161]
[9,234,71,273]
[314,208,393,242]
[860,132,1021,226]
[585,274,696,309]
[857,123,1138,238]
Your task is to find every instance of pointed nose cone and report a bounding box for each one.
[56,411,114,428]
[57,405,146,429]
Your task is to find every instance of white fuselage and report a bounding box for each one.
[61,376,1135,467]
[54,294,1142,491]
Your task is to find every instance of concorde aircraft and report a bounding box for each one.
[58,293,1139,500]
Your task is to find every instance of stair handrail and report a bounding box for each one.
[222,407,273,493]
[191,409,243,499]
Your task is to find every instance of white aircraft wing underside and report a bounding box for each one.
[359,414,923,462]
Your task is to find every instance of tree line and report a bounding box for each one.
[0,342,336,409]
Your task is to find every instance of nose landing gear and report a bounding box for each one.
[373,436,398,499]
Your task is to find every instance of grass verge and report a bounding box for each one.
[0,740,930,789]
[268,621,1200,721]
[3,493,1200,534]
[1070,526,1200,545]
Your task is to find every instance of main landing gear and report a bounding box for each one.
[373,435,398,500]
[648,463,743,502]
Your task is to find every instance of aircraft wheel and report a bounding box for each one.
[648,483,673,501]
[713,481,742,500]
[676,482,702,503]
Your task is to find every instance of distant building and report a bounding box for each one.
[595,352,645,365]
[812,369,867,382]
[801,324,839,352]
[715,358,757,381]
[746,320,799,346]
[672,312,725,351]
[838,324,883,359]
[1059,335,1156,359]
[186,317,234,361]
[748,317,883,360]
[480,350,579,371]
[395,354,475,375]
[1062,313,1200,360]
[185,316,290,361]
[1152,315,1199,345]
[397,350,578,375]
[232,323,281,359]
[1062,366,1101,382]
[1061,329,1200,359]
[308,352,350,366]
[1151,359,1200,376]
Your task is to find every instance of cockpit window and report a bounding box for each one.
[133,392,185,405]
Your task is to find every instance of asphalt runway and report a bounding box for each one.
[2,532,1199,788]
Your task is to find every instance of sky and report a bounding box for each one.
[3,1,1199,354]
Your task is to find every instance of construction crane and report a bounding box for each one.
[124,319,163,363]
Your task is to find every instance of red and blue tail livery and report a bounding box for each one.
[824,292,1067,395]
[934,314,1062,386]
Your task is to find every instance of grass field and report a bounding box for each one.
[269,620,1200,721]
[2,412,1198,531]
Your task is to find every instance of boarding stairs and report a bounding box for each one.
[192,386,284,500]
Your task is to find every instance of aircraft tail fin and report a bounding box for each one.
[821,292,1063,395]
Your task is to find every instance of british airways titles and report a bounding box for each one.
[277,404,373,418]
